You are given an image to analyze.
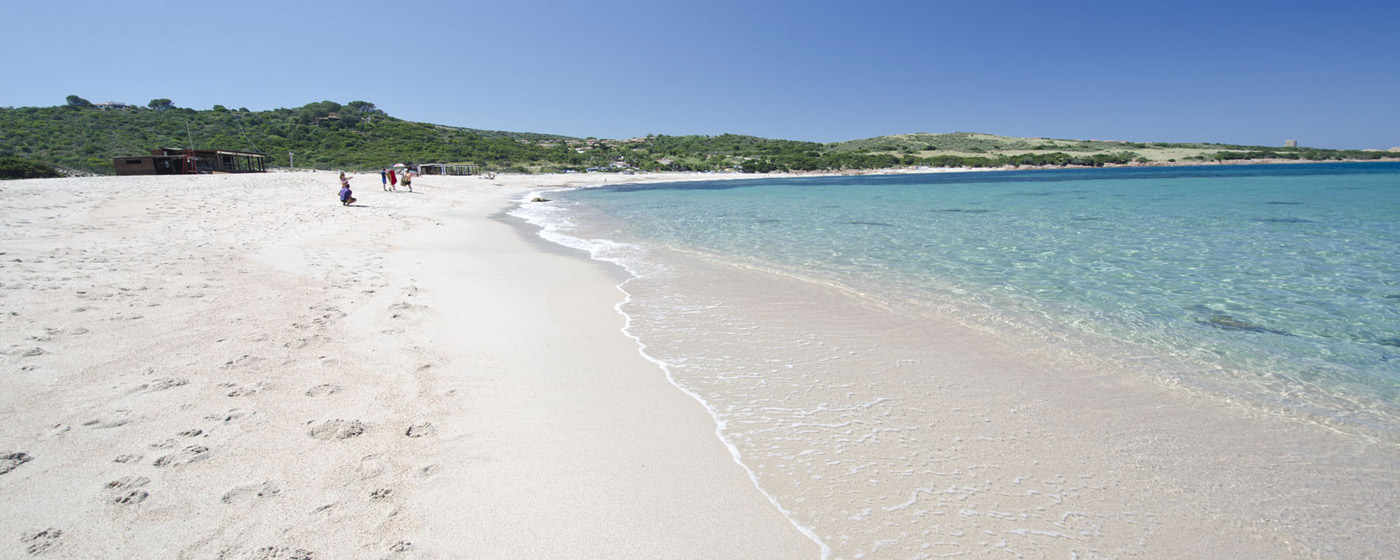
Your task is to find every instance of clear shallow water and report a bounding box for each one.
[512,163,1400,557]
[526,163,1400,438]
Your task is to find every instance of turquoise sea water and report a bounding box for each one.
[525,163,1400,440]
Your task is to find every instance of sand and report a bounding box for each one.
[607,252,1400,558]
[0,171,819,558]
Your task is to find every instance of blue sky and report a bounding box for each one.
[4,0,1397,149]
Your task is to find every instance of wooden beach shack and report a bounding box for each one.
[114,148,267,176]
[417,163,480,176]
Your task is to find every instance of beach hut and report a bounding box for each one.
[114,148,267,176]
[418,163,480,176]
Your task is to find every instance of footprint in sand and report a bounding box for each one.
[153,445,211,467]
[82,416,131,429]
[221,481,281,504]
[11,347,45,358]
[308,419,367,440]
[369,488,394,501]
[20,527,63,555]
[1,452,33,475]
[387,301,422,319]
[222,355,262,369]
[128,378,189,395]
[113,453,143,464]
[206,409,251,423]
[223,381,269,397]
[304,384,343,397]
[405,423,436,438]
[149,438,178,450]
[238,546,315,560]
[283,334,328,349]
[358,455,387,480]
[113,490,149,505]
[40,424,70,441]
[105,476,151,505]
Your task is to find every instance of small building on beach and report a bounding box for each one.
[417,163,480,176]
[114,148,267,176]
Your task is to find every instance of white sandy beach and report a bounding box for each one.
[0,171,818,558]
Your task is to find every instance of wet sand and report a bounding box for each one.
[592,231,1400,559]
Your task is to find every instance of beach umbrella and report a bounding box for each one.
[392,163,407,168]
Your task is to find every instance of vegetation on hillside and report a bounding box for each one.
[828,132,1396,166]
[0,98,588,175]
[0,155,62,179]
[2,98,1394,177]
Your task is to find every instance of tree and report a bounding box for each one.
[65,95,92,108]
[346,100,379,113]
[213,105,228,112]
[148,98,174,111]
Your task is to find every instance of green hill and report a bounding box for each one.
[828,132,1390,164]
[1,98,1394,176]
[0,99,590,174]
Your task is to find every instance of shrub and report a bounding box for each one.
[0,156,63,179]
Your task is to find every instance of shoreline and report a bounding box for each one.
[517,168,1400,558]
[620,250,1400,557]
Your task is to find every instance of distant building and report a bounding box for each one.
[113,148,266,176]
[417,163,480,176]
[1285,139,1298,148]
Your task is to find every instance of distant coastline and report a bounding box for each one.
[755,156,1400,179]
[3,100,1396,178]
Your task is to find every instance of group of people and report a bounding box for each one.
[337,166,417,206]
[380,167,413,192]
[338,172,358,205]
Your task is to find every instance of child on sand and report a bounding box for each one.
[338,173,357,205]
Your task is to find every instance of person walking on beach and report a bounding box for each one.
[387,168,398,190]
[401,170,413,192]
[380,168,388,191]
